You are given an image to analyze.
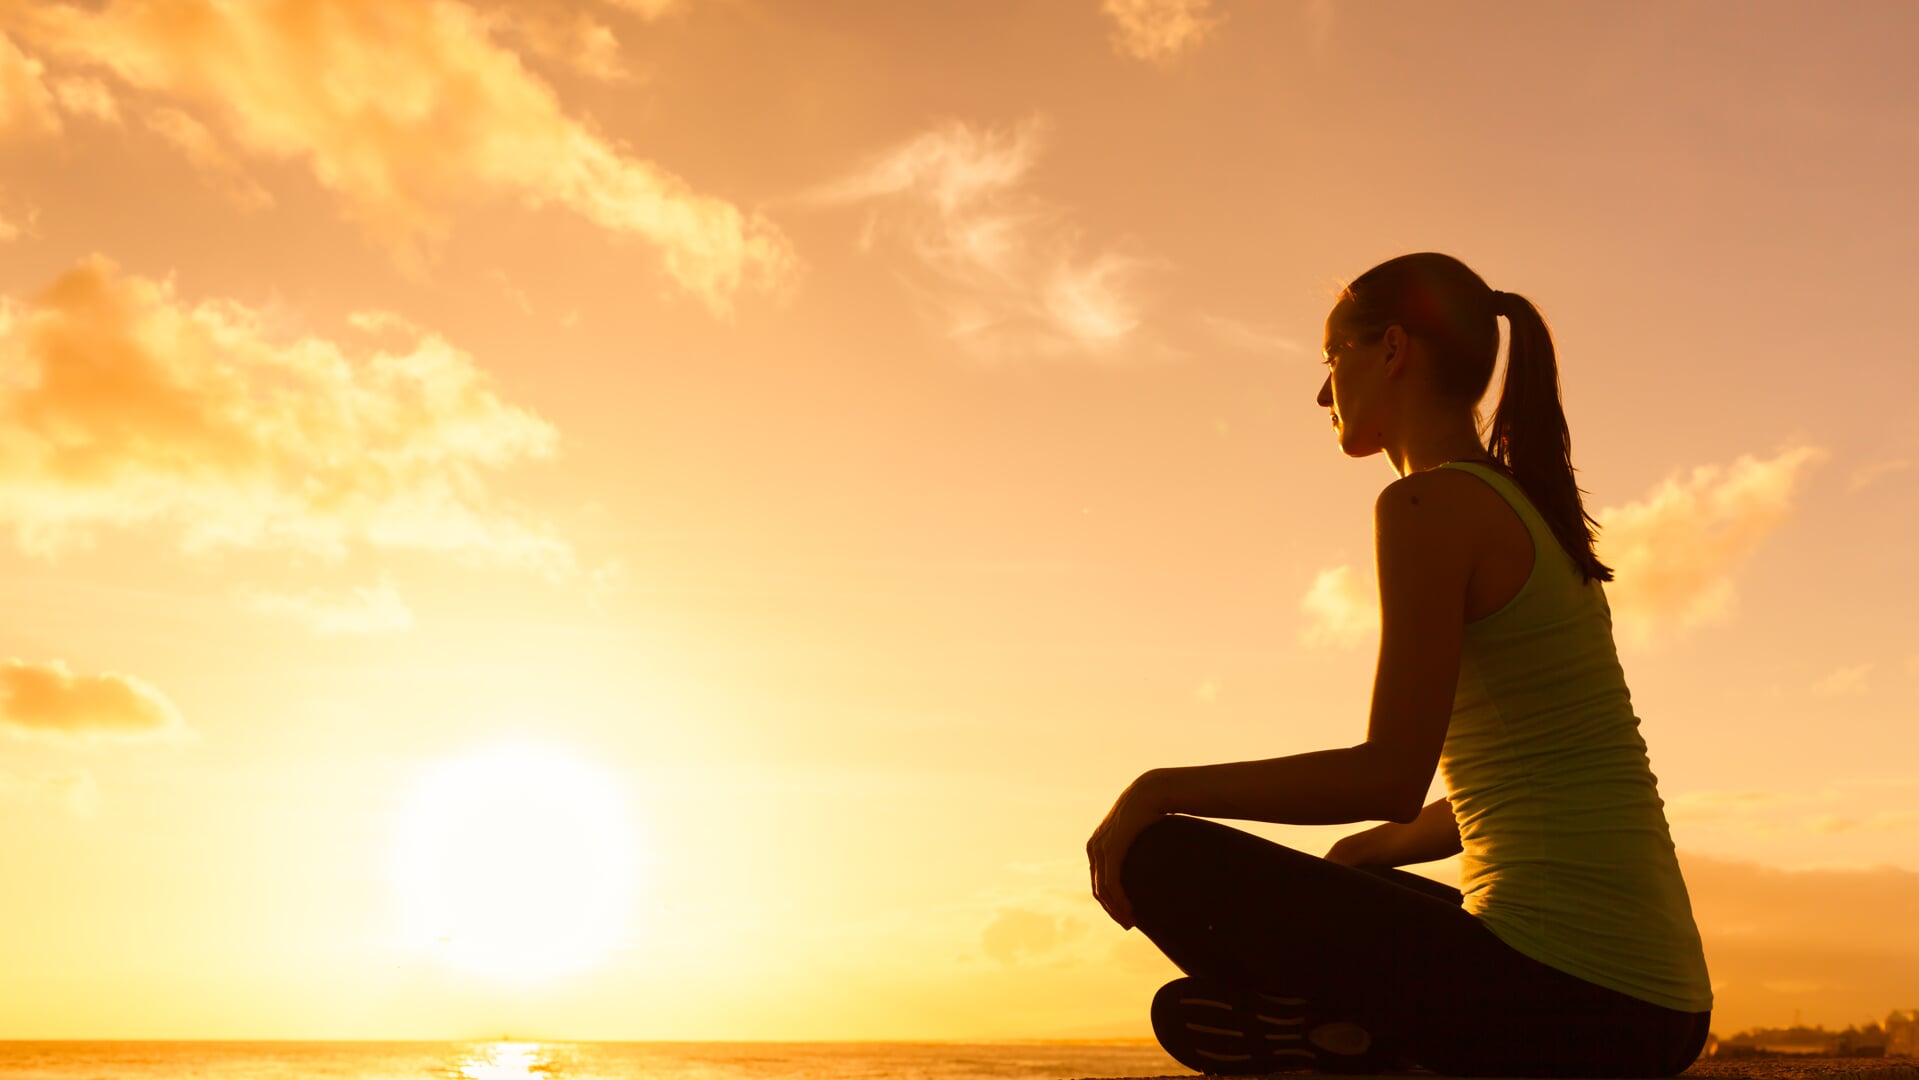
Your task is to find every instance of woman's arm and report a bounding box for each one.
[1143,473,1479,827]
[1324,796,1461,867]
[1142,743,1423,825]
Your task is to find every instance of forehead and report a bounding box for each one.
[1321,297,1357,346]
[1322,310,1355,352]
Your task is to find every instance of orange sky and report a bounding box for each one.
[1,0,1916,1042]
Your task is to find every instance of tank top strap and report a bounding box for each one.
[1435,460,1547,535]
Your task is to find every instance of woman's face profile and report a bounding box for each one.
[1317,311,1389,459]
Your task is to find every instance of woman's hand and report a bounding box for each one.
[1087,770,1172,931]
[1323,828,1381,868]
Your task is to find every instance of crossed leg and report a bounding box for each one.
[1118,814,1709,1077]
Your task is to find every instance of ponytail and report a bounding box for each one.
[1486,291,1613,585]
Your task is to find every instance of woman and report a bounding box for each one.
[1085,252,1712,1077]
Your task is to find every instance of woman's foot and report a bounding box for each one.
[1150,974,1411,1074]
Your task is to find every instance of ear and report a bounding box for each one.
[1380,324,1409,374]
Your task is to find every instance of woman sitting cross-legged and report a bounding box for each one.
[1085,252,1712,1078]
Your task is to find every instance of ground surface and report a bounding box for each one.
[1065,1056,1919,1080]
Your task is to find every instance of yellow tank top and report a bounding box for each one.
[1436,461,1713,1014]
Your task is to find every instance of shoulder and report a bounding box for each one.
[1373,469,1486,570]
[1374,467,1488,529]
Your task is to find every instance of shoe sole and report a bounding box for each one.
[1150,975,1386,1075]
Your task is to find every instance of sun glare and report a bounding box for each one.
[392,742,640,982]
[458,1042,550,1079]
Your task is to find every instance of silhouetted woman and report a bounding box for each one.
[1086,252,1712,1077]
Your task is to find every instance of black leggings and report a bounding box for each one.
[1120,815,1710,1077]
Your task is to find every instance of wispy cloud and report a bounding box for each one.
[237,577,415,636]
[0,768,98,816]
[1597,445,1828,649]
[1811,663,1871,698]
[1299,564,1377,648]
[1196,312,1306,356]
[489,268,536,316]
[1848,457,1910,492]
[3,0,796,314]
[481,2,643,83]
[0,659,187,743]
[1101,0,1223,64]
[0,201,35,243]
[1665,789,1784,825]
[0,256,573,573]
[603,0,682,17]
[144,106,273,212]
[49,73,117,124]
[1666,782,1919,839]
[0,31,59,139]
[1799,812,1919,835]
[809,115,1160,361]
[1304,0,1336,54]
[980,906,1088,966]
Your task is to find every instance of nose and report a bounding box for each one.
[1316,376,1332,409]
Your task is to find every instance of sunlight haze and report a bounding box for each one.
[1,0,1916,1043]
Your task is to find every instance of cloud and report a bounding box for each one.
[0,659,186,743]
[482,4,632,83]
[603,0,681,17]
[0,30,59,138]
[0,255,574,572]
[1757,978,1824,996]
[1101,0,1223,64]
[1812,663,1872,698]
[1304,0,1335,53]
[980,906,1088,966]
[1596,445,1828,649]
[0,201,35,243]
[4,0,796,314]
[1799,812,1919,835]
[585,556,629,611]
[489,268,535,316]
[1849,457,1910,492]
[1196,312,1306,355]
[808,115,1160,361]
[238,576,415,635]
[50,74,118,124]
[0,768,98,816]
[144,105,273,212]
[1299,564,1377,648]
[1666,783,1919,839]
[1665,789,1783,825]
[1293,448,1824,652]
[1681,851,1919,1030]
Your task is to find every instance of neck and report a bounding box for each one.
[1386,418,1493,478]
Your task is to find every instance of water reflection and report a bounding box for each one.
[456,1042,556,1079]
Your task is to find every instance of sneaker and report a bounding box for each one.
[1150,974,1408,1075]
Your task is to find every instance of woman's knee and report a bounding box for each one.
[1119,814,1215,900]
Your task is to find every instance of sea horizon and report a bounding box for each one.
[0,1036,1162,1043]
[0,1036,1190,1080]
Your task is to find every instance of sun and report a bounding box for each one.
[392,741,640,982]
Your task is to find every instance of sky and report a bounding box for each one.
[0,0,1916,1044]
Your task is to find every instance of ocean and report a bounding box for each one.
[0,1040,1188,1080]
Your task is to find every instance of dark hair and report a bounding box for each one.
[1333,252,1614,585]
